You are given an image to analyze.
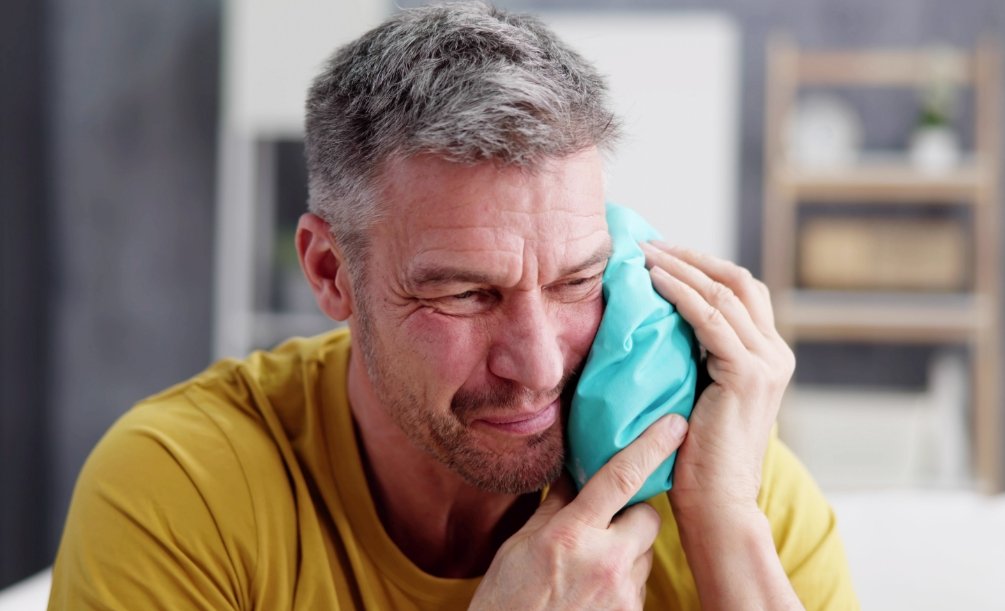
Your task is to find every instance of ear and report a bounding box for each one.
[296,212,355,321]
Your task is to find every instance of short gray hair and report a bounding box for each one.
[304,1,620,265]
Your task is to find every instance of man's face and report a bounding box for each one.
[351,148,610,494]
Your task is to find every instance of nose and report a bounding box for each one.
[487,292,565,394]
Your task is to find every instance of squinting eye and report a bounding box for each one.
[427,289,496,316]
[566,274,602,288]
[546,274,602,302]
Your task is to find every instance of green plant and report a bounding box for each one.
[915,45,959,129]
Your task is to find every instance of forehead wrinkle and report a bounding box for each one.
[411,224,607,284]
[404,245,524,291]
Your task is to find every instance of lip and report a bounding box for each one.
[473,399,560,436]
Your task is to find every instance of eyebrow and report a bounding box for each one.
[407,242,613,290]
[558,242,613,278]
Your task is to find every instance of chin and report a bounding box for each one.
[446,425,567,494]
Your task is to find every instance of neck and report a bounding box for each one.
[346,349,538,578]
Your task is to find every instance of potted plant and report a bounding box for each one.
[909,45,962,172]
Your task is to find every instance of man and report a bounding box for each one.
[49,3,857,609]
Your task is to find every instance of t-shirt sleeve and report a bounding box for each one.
[758,434,860,610]
[48,398,260,611]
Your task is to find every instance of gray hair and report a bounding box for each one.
[304,1,620,266]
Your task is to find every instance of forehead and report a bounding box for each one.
[372,150,609,285]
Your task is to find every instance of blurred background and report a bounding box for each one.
[3,0,1005,608]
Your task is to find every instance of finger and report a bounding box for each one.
[648,265,749,362]
[631,548,655,606]
[610,502,662,556]
[567,414,688,529]
[641,242,766,350]
[648,241,775,331]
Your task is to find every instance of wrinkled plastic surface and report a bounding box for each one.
[566,203,699,507]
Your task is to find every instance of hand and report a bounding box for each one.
[470,414,689,611]
[640,241,795,518]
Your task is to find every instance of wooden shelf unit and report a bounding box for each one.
[763,37,1003,491]
[776,290,989,343]
[777,157,984,202]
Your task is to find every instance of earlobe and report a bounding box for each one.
[296,212,354,321]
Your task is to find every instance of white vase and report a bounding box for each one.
[909,126,960,173]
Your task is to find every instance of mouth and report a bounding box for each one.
[472,398,561,436]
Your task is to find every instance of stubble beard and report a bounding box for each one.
[352,283,572,495]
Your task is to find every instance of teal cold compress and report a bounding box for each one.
[566,203,700,507]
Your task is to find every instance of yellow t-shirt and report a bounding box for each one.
[49,329,857,610]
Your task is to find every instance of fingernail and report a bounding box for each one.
[651,240,675,251]
[650,266,674,281]
[667,414,688,438]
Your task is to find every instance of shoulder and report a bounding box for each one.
[50,371,298,609]
[50,332,353,609]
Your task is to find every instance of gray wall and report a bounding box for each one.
[2,0,1004,590]
[1,0,51,589]
[45,0,220,560]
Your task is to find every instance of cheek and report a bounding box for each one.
[559,296,605,362]
[400,309,489,387]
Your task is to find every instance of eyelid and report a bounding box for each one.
[540,275,602,300]
[424,289,497,317]
[555,272,603,287]
[451,289,487,300]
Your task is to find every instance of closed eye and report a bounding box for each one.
[546,273,603,302]
[423,288,499,316]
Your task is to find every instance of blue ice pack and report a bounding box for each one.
[566,203,700,507]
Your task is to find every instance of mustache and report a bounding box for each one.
[451,369,582,422]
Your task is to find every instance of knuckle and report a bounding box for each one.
[720,261,753,289]
[780,344,797,378]
[615,592,638,611]
[608,460,647,497]
[544,522,582,554]
[594,554,628,588]
[730,263,756,287]
[632,499,660,522]
[702,303,724,327]
[746,277,771,305]
[706,281,736,309]
[629,504,663,540]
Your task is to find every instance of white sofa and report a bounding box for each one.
[0,569,50,611]
[830,490,1005,610]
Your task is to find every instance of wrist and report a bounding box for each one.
[671,501,802,611]
[672,499,767,544]
[670,486,762,523]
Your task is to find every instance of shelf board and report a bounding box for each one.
[795,49,974,87]
[775,157,984,203]
[776,290,990,342]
